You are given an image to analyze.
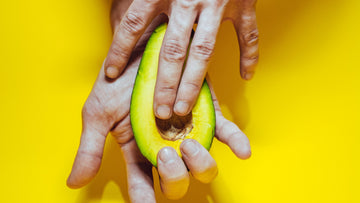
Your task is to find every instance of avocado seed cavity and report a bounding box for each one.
[155,113,193,141]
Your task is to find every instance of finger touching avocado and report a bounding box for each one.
[130,23,216,167]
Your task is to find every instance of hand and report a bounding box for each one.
[66,63,251,201]
[105,0,259,120]
[66,23,251,202]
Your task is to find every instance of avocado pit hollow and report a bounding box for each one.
[155,113,193,141]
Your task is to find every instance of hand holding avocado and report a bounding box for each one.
[105,0,259,120]
[67,1,255,201]
[67,20,251,202]
[131,23,216,168]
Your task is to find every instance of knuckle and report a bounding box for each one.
[191,40,215,61]
[162,39,187,62]
[78,148,103,162]
[89,93,117,123]
[121,12,145,35]
[113,127,134,145]
[218,120,238,143]
[179,0,198,9]
[82,98,101,119]
[241,54,259,65]
[144,0,161,6]
[109,41,131,60]
[242,28,259,46]
[81,95,117,131]
[158,80,179,95]
[183,80,201,94]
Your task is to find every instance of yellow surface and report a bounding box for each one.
[0,0,359,202]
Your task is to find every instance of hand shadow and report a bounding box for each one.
[75,136,131,203]
[208,21,250,133]
[208,0,336,138]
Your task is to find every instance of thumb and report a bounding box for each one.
[67,107,110,189]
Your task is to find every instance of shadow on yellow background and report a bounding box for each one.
[0,0,359,202]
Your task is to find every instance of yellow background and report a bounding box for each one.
[1,0,359,202]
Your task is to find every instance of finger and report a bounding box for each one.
[215,115,251,159]
[180,139,218,183]
[104,0,161,79]
[173,7,223,116]
[154,1,198,119]
[207,78,251,159]
[121,140,156,203]
[127,163,155,203]
[67,106,110,188]
[234,0,259,80]
[157,147,190,200]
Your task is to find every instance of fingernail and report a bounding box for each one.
[156,105,171,119]
[244,72,254,80]
[181,140,199,157]
[159,147,176,164]
[106,66,119,79]
[174,101,189,115]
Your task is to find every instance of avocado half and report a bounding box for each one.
[130,23,215,167]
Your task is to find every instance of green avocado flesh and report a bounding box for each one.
[130,23,216,167]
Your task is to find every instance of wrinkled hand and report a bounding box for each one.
[105,0,259,120]
[67,23,251,203]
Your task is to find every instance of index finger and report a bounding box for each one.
[67,104,111,188]
[173,7,223,116]
[104,0,162,79]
